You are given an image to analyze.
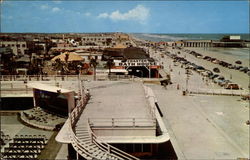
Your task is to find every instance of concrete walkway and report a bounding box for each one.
[147,84,249,159]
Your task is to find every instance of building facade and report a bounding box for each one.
[0,41,28,55]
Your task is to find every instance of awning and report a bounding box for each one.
[28,83,74,94]
[51,52,84,62]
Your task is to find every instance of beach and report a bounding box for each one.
[179,47,249,89]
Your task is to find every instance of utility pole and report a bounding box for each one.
[185,69,190,92]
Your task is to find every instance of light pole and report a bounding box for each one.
[77,65,82,98]
[185,69,190,92]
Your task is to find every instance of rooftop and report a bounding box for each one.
[81,81,152,119]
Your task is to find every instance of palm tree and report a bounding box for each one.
[90,58,98,81]
[54,58,64,74]
[106,58,115,77]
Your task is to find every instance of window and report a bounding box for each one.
[12,44,15,47]
[22,44,26,48]
[143,144,151,152]
[16,44,20,48]
[134,144,142,152]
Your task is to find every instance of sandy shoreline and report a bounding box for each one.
[172,47,250,89]
[188,47,249,67]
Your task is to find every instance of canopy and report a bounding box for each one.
[51,52,84,62]
[28,82,73,93]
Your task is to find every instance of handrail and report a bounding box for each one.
[0,74,135,82]
[69,92,139,160]
[87,119,140,160]
[88,118,156,128]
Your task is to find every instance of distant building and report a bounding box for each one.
[81,35,113,46]
[75,50,102,62]
[57,43,71,48]
[0,41,27,55]
[182,40,213,47]
[104,46,160,78]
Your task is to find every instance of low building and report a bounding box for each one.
[104,46,161,78]
[0,41,28,55]
[81,34,114,46]
[75,50,102,62]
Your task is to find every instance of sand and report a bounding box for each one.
[168,47,249,89]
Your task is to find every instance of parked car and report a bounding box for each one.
[219,80,231,87]
[209,74,219,79]
[239,67,248,73]
[213,76,225,83]
[224,83,240,90]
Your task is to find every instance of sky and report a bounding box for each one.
[1,0,249,33]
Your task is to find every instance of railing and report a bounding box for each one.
[88,118,156,128]
[0,74,135,82]
[69,91,139,160]
[87,120,140,160]
[189,88,249,96]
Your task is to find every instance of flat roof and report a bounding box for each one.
[81,81,151,119]
[28,83,74,94]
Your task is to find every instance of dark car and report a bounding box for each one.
[239,67,248,73]
[160,79,172,86]
[209,74,219,79]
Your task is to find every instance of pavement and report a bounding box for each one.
[148,84,249,159]
[146,46,249,159]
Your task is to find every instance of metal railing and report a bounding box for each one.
[189,88,249,96]
[88,118,156,128]
[87,120,140,160]
[0,74,135,82]
[69,92,139,160]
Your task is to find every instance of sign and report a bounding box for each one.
[150,65,160,69]
[112,66,125,69]
[118,59,157,67]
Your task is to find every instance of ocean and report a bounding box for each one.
[132,33,250,42]
[132,33,250,62]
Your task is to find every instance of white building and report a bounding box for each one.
[81,35,114,46]
[0,41,27,55]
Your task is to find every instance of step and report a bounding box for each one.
[75,129,89,132]
[78,137,91,141]
[75,132,90,135]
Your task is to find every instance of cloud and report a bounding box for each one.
[53,0,61,4]
[84,12,91,16]
[97,5,150,24]
[98,13,109,18]
[40,4,49,10]
[52,7,60,12]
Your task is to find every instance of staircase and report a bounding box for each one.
[69,92,139,160]
[73,124,121,160]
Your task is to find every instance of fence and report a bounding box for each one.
[88,118,156,128]
[189,88,249,96]
[0,74,135,82]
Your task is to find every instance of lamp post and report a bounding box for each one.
[77,65,82,98]
[185,69,190,92]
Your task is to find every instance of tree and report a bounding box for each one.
[90,58,98,81]
[105,58,115,76]
[54,58,64,75]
